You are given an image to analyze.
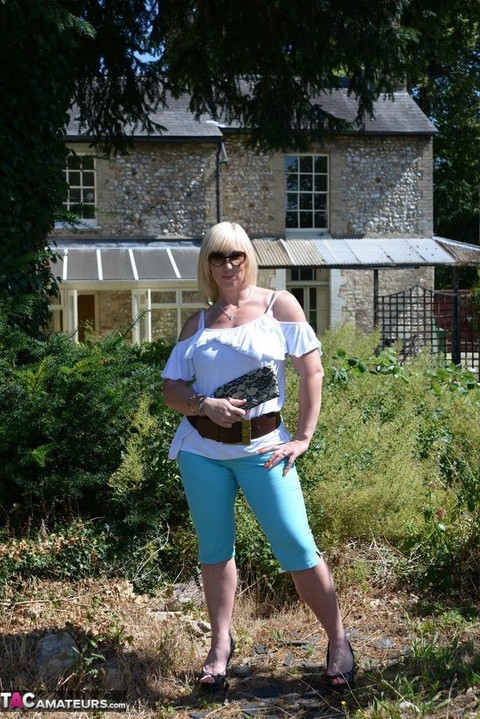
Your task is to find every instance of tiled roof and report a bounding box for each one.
[66,87,436,141]
[312,89,436,135]
[66,94,223,140]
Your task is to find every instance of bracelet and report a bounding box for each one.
[197,396,207,417]
[187,393,207,416]
[188,394,198,414]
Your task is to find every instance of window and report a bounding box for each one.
[288,267,329,335]
[62,154,96,220]
[285,154,328,232]
[132,287,204,343]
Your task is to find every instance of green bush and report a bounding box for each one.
[0,319,186,543]
[406,369,480,594]
[0,519,111,583]
[301,346,439,546]
[241,324,480,597]
[1,318,479,597]
[309,325,479,595]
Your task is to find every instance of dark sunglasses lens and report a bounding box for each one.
[230,252,246,265]
[208,251,247,266]
[208,252,226,266]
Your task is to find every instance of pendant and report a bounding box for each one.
[219,306,235,321]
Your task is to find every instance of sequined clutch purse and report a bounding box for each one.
[213,366,279,410]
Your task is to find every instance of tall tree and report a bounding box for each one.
[1,0,479,332]
[0,1,90,334]
[402,0,480,286]
[67,0,419,150]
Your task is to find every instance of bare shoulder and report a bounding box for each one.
[271,290,307,322]
[255,286,273,306]
[178,311,202,341]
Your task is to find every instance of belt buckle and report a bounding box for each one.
[241,418,252,444]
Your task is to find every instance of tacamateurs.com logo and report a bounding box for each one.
[0,692,127,712]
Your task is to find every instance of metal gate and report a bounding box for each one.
[376,285,480,375]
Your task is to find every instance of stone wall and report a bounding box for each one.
[56,132,436,338]
[98,291,132,334]
[219,134,433,238]
[219,136,283,236]
[60,142,218,238]
[61,134,433,242]
[331,136,433,236]
[98,142,218,236]
[337,267,435,333]
[218,134,435,334]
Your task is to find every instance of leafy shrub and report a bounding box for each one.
[407,371,480,594]
[0,519,111,582]
[0,320,189,582]
[108,394,186,531]
[1,318,479,598]
[300,324,480,596]
[299,347,439,546]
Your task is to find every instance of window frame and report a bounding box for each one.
[284,153,329,236]
[287,267,330,334]
[56,152,98,229]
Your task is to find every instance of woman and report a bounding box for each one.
[162,221,354,692]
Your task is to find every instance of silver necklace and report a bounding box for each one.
[217,287,252,321]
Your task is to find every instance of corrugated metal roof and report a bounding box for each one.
[252,236,480,269]
[253,238,327,267]
[435,236,480,265]
[51,236,480,283]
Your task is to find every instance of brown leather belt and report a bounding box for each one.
[187,411,281,444]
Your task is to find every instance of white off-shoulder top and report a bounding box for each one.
[161,292,321,460]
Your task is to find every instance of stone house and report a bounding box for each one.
[50,86,442,344]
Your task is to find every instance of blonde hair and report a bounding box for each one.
[198,222,258,303]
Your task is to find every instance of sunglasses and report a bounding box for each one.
[208,251,247,267]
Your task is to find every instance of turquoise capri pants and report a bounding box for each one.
[177,450,321,572]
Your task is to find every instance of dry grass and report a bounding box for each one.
[0,545,479,718]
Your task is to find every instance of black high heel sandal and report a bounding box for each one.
[199,634,236,692]
[325,639,355,693]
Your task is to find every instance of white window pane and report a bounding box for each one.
[315,175,328,192]
[300,194,313,210]
[299,175,313,191]
[314,211,327,228]
[285,154,329,231]
[286,174,298,191]
[285,155,298,171]
[286,211,298,228]
[81,156,94,170]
